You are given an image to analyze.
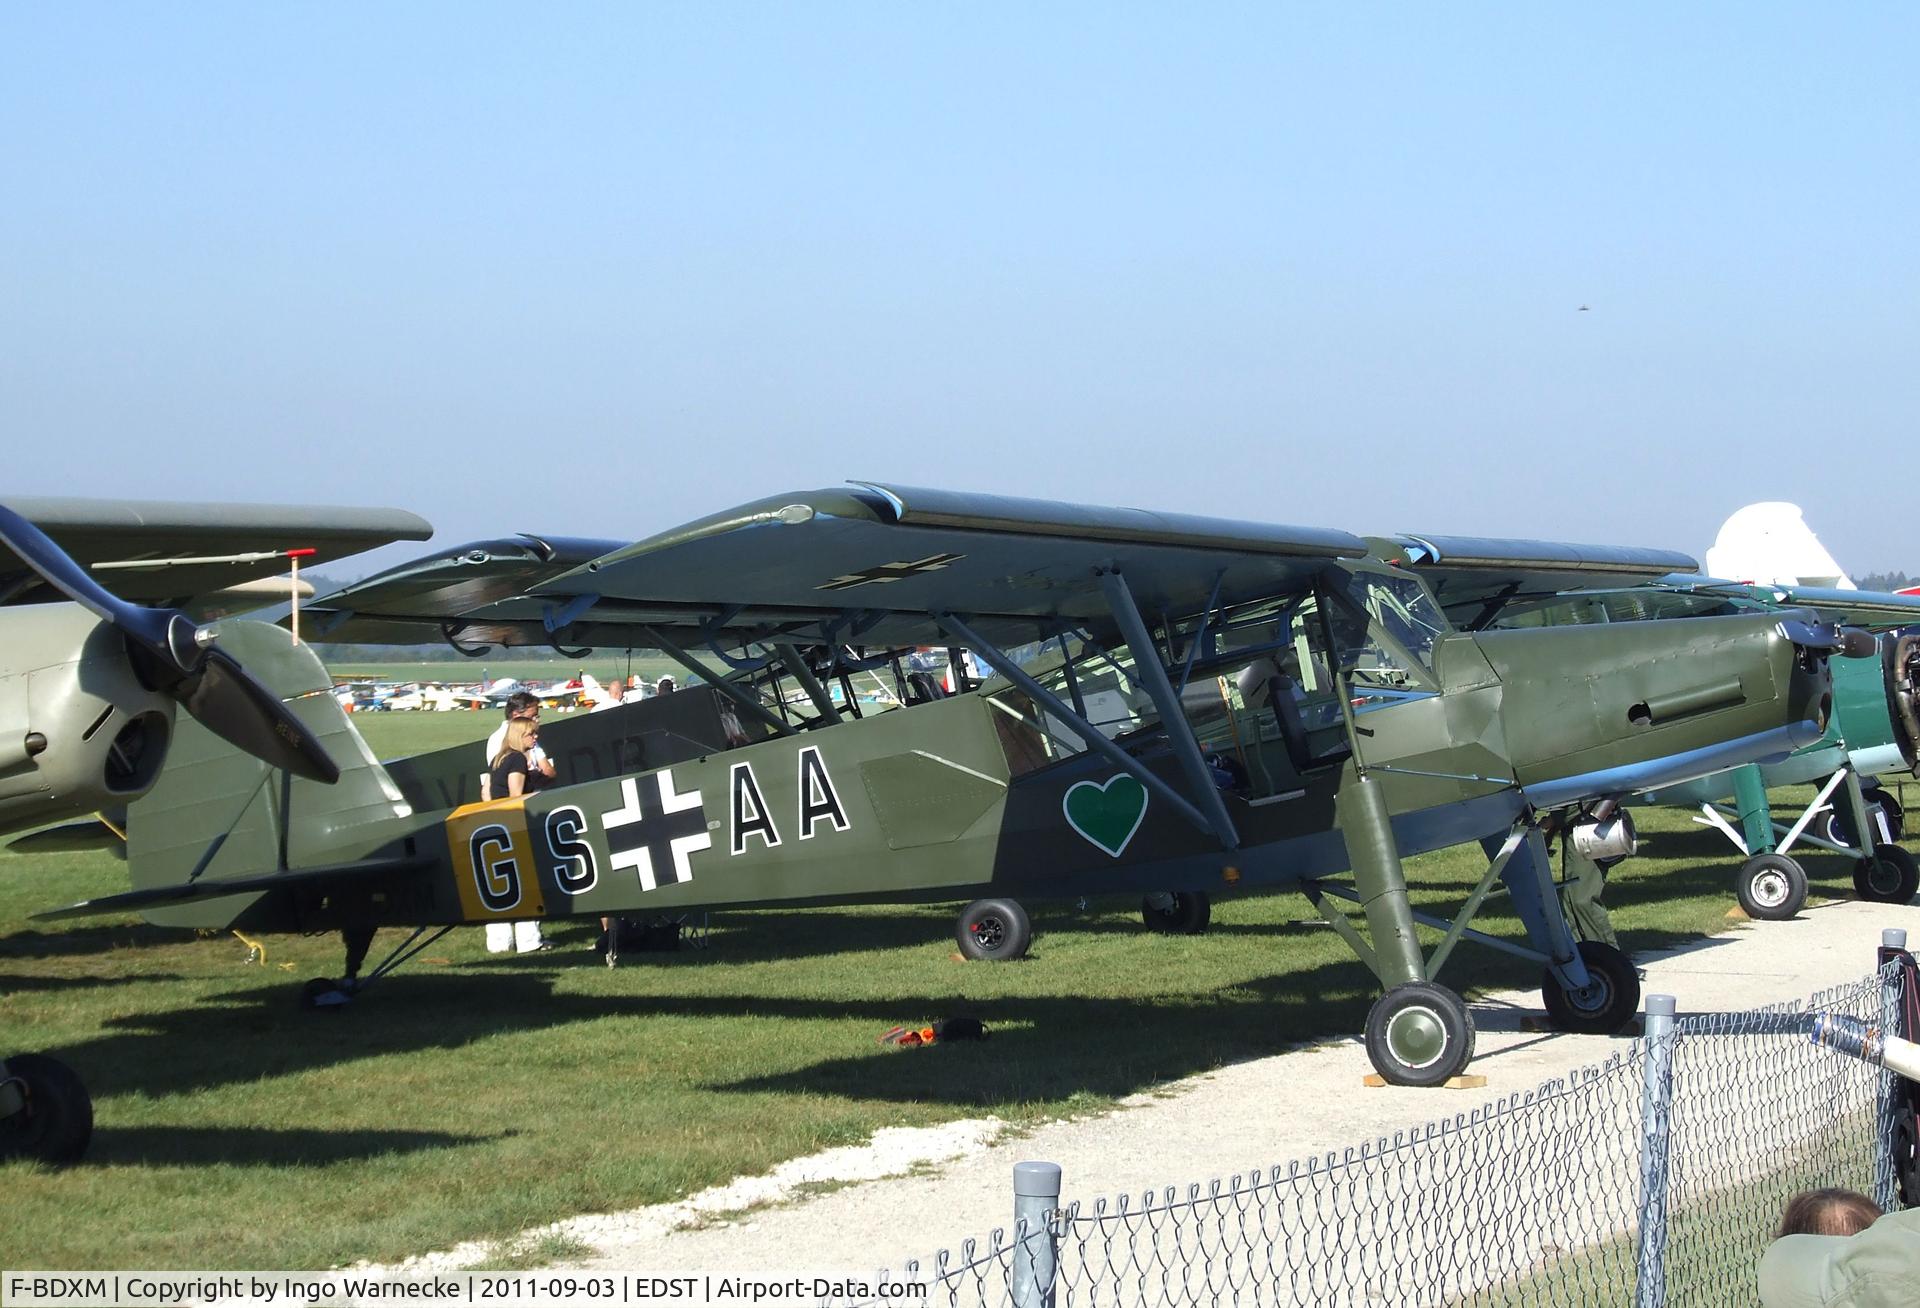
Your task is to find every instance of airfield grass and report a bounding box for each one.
[0,746,1876,1270]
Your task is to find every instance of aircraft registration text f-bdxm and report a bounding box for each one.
[6,485,1865,1160]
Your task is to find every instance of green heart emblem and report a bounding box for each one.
[1063,774,1149,858]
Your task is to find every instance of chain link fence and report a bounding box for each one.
[867,940,1910,1307]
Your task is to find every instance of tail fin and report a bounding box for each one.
[126,621,415,928]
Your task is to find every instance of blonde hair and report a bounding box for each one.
[491,718,536,770]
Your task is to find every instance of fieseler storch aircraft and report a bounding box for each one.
[2,485,1866,1164]
[1389,545,1920,920]
[0,497,431,1163]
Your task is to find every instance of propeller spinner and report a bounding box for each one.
[0,503,340,784]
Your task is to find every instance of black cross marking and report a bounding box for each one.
[816,552,965,591]
[600,770,712,892]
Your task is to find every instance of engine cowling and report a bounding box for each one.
[0,605,175,837]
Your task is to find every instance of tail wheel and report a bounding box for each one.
[1854,846,1920,904]
[1363,982,1475,1088]
[1737,852,1807,921]
[955,898,1033,961]
[1541,940,1642,1035]
[0,1053,93,1165]
[1141,892,1211,934]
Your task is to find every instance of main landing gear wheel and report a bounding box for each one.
[1737,852,1807,921]
[1141,891,1211,934]
[1541,941,1642,1035]
[0,1053,93,1164]
[1853,845,1920,905]
[955,898,1032,961]
[1895,1114,1920,1210]
[1826,788,1905,847]
[1363,982,1475,1088]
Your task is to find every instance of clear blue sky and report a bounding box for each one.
[4,5,1915,575]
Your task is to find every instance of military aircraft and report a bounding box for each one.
[1385,541,1920,919]
[0,497,430,1163]
[16,482,1865,1118]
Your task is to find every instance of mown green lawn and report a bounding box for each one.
[0,754,1871,1269]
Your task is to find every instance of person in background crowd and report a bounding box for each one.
[591,676,625,712]
[655,675,675,695]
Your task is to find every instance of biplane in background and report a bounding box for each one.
[1390,539,1920,920]
[0,498,431,1162]
[0,485,1863,1162]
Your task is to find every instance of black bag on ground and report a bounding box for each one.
[598,918,682,955]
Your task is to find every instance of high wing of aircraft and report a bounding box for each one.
[1386,541,1920,920]
[12,483,1865,1165]
[0,496,430,1164]
[0,496,433,615]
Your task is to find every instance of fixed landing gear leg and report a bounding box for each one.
[1492,824,1641,1035]
[1343,775,1473,1087]
[1843,770,1919,904]
[1731,764,1778,856]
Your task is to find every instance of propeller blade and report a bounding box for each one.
[175,648,341,784]
[0,503,199,673]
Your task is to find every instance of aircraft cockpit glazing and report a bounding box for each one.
[983,565,1452,798]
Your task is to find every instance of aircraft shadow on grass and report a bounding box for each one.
[85,1124,507,1168]
[0,921,197,961]
[0,970,189,994]
[39,907,1721,1121]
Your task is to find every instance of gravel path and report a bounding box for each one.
[358,900,1919,1281]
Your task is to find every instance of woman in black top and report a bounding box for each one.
[488,718,538,799]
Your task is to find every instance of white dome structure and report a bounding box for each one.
[1704,502,1855,590]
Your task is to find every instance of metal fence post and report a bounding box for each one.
[1875,928,1908,1212]
[1633,994,1678,1308]
[1011,1161,1062,1308]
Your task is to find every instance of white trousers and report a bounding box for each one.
[485,920,545,953]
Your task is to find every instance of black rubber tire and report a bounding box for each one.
[301,977,353,1010]
[1141,892,1211,934]
[1541,941,1642,1035]
[0,1053,93,1164]
[1363,982,1474,1088]
[1826,788,1906,847]
[1896,1113,1920,1210]
[955,898,1033,961]
[1854,846,1920,905]
[1871,789,1907,842]
[1737,852,1807,921]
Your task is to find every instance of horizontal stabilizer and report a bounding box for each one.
[6,819,126,856]
[32,855,431,921]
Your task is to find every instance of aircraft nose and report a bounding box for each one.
[1476,612,1833,806]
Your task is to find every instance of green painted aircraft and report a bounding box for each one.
[1386,547,1920,920]
[0,485,1865,1162]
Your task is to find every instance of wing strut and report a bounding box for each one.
[634,623,796,738]
[1097,567,1241,849]
[775,643,842,726]
[932,611,1221,844]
